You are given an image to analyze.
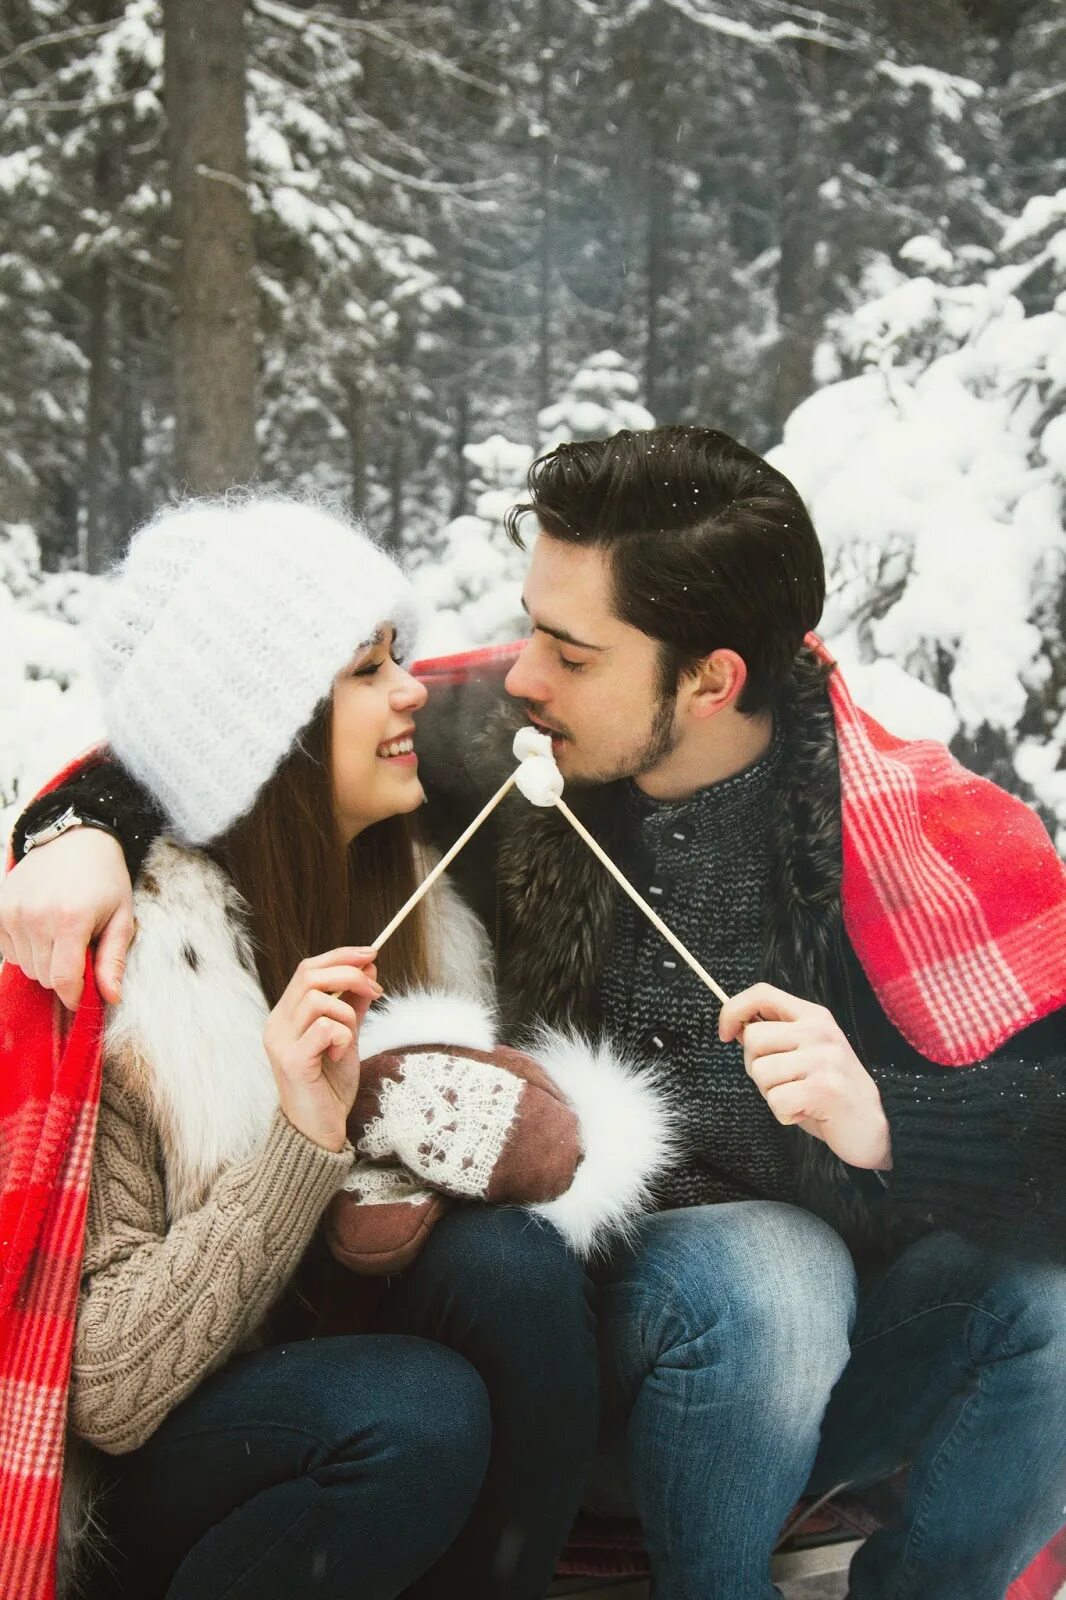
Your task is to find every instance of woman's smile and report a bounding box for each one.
[377,729,417,764]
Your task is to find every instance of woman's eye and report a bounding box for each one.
[560,656,586,674]
[353,649,400,679]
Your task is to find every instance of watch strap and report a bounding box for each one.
[12,755,165,877]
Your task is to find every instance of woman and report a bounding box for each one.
[59,497,662,1600]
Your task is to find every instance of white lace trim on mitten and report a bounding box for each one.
[358,1052,523,1200]
[341,1160,435,1208]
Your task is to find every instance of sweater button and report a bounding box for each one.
[644,873,673,904]
[640,1027,674,1056]
[656,953,682,985]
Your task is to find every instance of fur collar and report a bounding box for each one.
[103,838,496,1224]
[104,839,279,1222]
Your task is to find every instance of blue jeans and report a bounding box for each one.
[101,1334,490,1600]
[101,1207,597,1600]
[595,1201,1066,1600]
[393,1206,600,1599]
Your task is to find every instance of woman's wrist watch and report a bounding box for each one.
[21,805,121,854]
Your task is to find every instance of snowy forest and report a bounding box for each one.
[1,0,1065,850]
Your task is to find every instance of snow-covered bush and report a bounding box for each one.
[538,350,654,448]
[0,525,103,850]
[411,434,533,656]
[771,189,1066,845]
[415,353,657,650]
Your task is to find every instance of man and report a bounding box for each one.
[4,425,1065,1599]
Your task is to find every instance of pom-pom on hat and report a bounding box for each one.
[89,497,423,845]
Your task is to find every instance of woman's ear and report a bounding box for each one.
[682,649,748,721]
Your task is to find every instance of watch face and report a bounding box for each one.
[27,807,78,849]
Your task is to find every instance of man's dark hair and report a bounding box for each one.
[505,424,825,713]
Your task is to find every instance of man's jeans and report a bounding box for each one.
[595,1201,1066,1600]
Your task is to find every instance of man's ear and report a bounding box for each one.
[682,649,748,721]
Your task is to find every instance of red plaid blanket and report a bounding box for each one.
[0,756,104,1597]
[818,639,1066,1065]
[1,642,1063,1597]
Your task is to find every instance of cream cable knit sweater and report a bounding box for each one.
[70,1081,351,1454]
[64,835,494,1464]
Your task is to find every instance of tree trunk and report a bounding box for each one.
[347,380,367,518]
[451,265,472,518]
[386,318,414,554]
[387,420,405,555]
[83,253,112,573]
[84,0,119,574]
[115,282,146,541]
[163,0,257,492]
[535,0,554,419]
[770,40,829,433]
[644,119,669,418]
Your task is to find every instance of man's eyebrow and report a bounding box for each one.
[520,595,606,652]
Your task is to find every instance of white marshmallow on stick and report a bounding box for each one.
[368,725,731,1017]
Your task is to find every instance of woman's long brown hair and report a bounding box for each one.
[207,697,428,1006]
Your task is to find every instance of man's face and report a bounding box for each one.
[504,534,681,786]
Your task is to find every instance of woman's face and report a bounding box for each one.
[331,626,428,842]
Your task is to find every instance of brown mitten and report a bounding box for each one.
[348,1044,583,1205]
[324,1160,449,1275]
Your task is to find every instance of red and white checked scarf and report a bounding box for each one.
[815,637,1066,1064]
[0,757,104,1599]
[1,645,1063,1599]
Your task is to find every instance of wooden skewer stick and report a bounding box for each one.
[554,796,731,1007]
[370,771,519,951]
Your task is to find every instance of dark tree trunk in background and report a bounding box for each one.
[388,422,405,553]
[84,0,119,574]
[535,0,554,420]
[451,265,473,518]
[770,38,830,433]
[347,380,367,517]
[386,318,414,554]
[84,253,112,573]
[163,0,257,492]
[115,282,146,539]
[644,118,669,417]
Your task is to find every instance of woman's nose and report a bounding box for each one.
[393,669,428,711]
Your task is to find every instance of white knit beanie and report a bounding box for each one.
[89,497,423,845]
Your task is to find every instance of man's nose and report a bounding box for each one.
[504,640,542,701]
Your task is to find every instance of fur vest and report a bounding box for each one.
[57,837,500,1596]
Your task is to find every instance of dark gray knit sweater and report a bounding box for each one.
[597,736,801,1210]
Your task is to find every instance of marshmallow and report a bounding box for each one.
[514,754,564,807]
[513,726,554,762]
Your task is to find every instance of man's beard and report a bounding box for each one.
[567,691,680,787]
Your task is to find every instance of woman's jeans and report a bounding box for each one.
[594,1201,1066,1600]
[102,1206,597,1600]
[394,1206,599,1599]
[101,1334,489,1600]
